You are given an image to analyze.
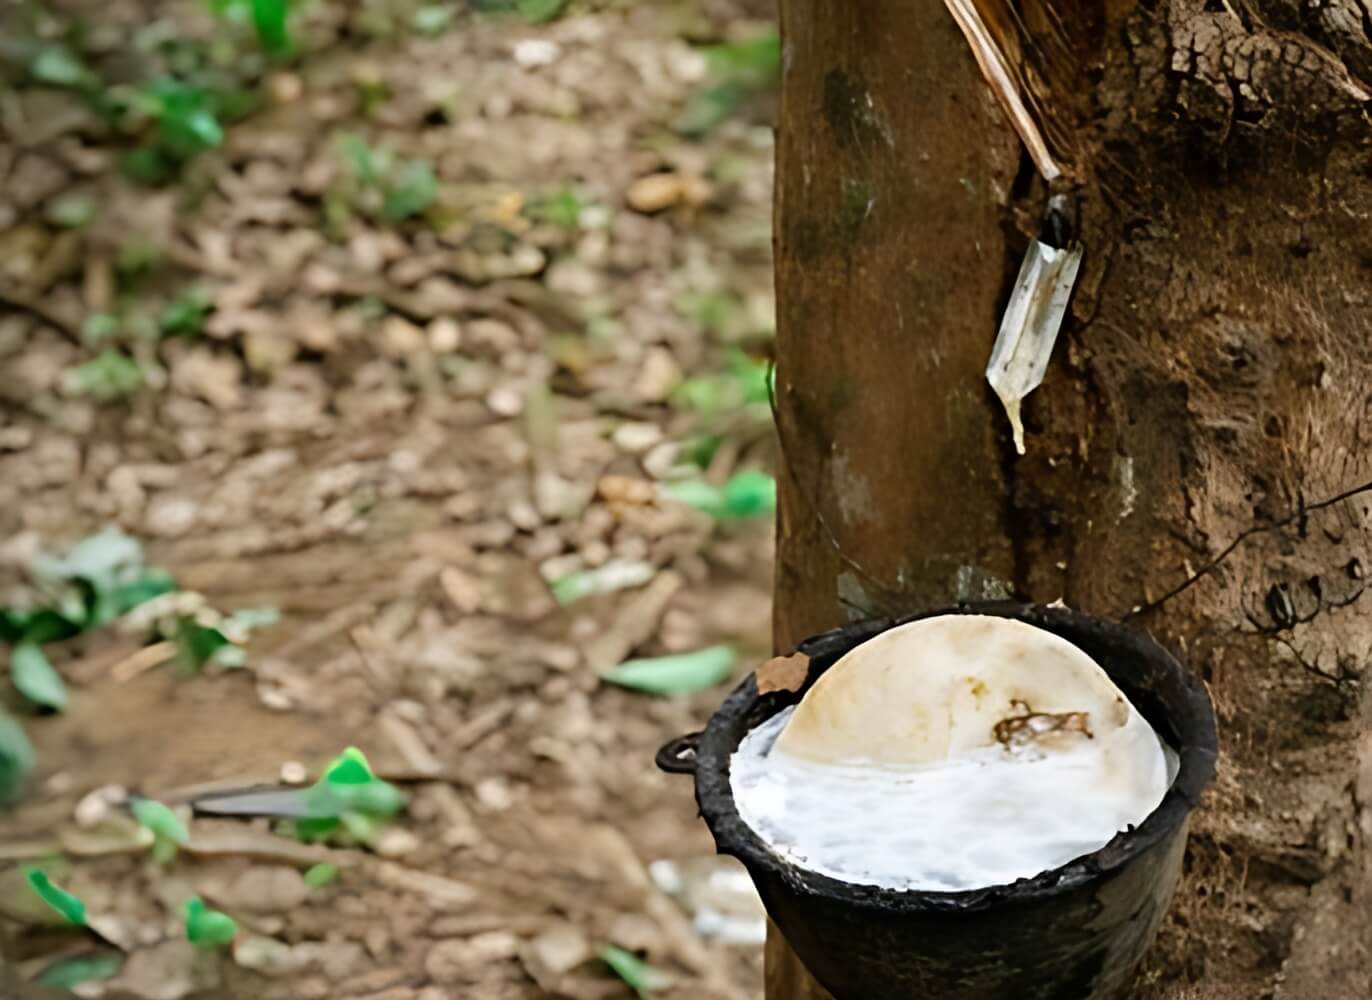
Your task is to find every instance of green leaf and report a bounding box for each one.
[412,5,455,35]
[677,35,779,136]
[706,34,781,85]
[250,0,292,54]
[601,645,735,696]
[45,194,97,229]
[339,810,377,843]
[1,609,31,644]
[12,609,82,645]
[185,897,236,948]
[34,952,122,989]
[131,798,190,862]
[183,108,225,149]
[220,606,280,635]
[37,529,144,586]
[31,48,95,88]
[550,560,655,605]
[0,710,35,807]
[718,469,776,518]
[148,80,224,157]
[94,569,177,626]
[683,433,723,469]
[677,81,747,136]
[302,747,407,819]
[665,471,775,520]
[71,351,144,400]
[550,572,594,604]
[729,350,773,404]
[525,187,585,230]
[121,148,176,186]
[382,160,438,221]
[82,312,121,344]
[678,290,738,337]
[292,816,341,841]
[10,641,68,711]
[159,289,213,337]
[302,862,339,888]
[517,0,567,24]
[173,621,234,673]
[325,746,379,785]
[599,945,671,998]
[33,530,162,631]
[24,870,87,926]
[661,479,723,514]
[205,0,251,22]
[339,134,382,186]
[671,376,722,414]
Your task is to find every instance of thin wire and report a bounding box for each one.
[1128,478,1372,617]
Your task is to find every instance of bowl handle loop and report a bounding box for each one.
[655,731,702,775]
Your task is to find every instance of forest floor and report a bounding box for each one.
[1,2,779,997]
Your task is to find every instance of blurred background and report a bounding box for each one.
[0,1,782,996]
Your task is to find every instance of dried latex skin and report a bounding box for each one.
[776,615,1136,767]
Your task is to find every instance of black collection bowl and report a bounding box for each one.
[656,602,1218,999]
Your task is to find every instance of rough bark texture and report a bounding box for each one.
[771,0,1371,996]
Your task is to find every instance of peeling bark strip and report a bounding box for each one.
[773,0,1371,995]
[942,0,1066,179]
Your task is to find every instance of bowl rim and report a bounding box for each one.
[691,601,1219,915]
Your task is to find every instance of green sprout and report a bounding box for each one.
[293,747,407,843]
[412,5,455,35]
[599,945,672,998]
[664,470,776,520]
[159,289,214,337]
[0,709,35,806]
[34,953,123,990]
[3,530,176,711]
[518,0,567,23]
[70,350,145,401]
[185,897,237,948]
[207,0,293,54]
[164,606,277,675]
[303,862,340,888]
[45,193,97,229]
[678,33,780,136]
[601,645,736,696]
[525,187,587,230]
[336,135,438,223]
[382,160,438,221]
[131,798,191,863]
[24,870,87,926]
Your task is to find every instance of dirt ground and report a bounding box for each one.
[1,2,779,997]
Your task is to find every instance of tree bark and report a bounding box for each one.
[770,0,1372,996]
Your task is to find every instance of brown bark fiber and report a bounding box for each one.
[770,0,1372,996]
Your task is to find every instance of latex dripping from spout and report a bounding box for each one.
[986,194,1083,455]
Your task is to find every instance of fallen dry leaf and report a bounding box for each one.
[755,651,811,695]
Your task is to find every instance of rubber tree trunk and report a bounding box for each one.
[770,0,1372,997]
